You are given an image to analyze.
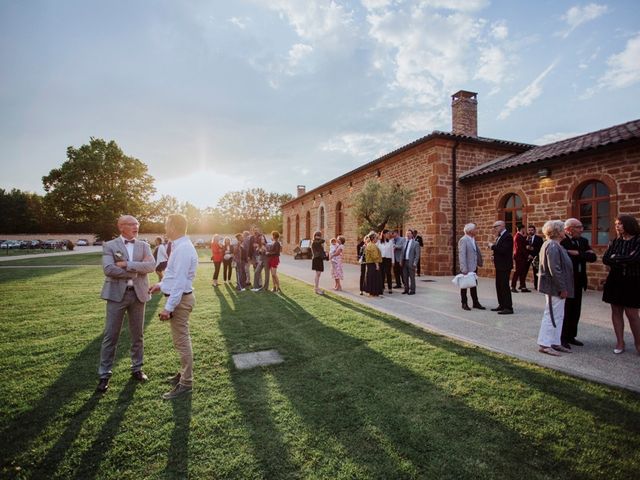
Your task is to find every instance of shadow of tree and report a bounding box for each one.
[216,288,585,479]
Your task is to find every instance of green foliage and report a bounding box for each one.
[215,188,292,233]
[42,138,156,240]
[0,188,47,233]
[353,180,414,237]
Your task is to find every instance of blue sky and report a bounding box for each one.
[1,0,639,208]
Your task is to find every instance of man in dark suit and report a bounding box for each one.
[525,225,544,290]
[96,215,156,393]
[401,229,421,295]
[488,220,514,314]
[560,218,597,348]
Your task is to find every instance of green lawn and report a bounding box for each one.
[0,258,639,479]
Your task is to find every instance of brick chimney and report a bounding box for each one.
[451,90,478,137]
[297,185,306,197]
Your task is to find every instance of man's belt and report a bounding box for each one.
[164,291,192,297]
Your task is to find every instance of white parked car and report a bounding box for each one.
[76,239,89,246]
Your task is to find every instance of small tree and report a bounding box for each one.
[353,180,414,237]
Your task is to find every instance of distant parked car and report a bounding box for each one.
[30,240,42,248]
[76,239,89,246]
[43,239,60,249]
[1,240,21,249]
[93,240,104,246]
[194,239,206,248]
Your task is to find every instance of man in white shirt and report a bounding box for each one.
[150,214,198,400]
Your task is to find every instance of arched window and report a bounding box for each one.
[286,216,291,244]
[319,206,325,234]
[295,215,300,244]
[576,180,610,245]
[501,193,524,234]
[305,211,311,239]
[335,202,343,237]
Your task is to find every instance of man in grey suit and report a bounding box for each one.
[458,223,486,311]
[96,215,156,393]
[392,230,406,289]
[401,229,421,295]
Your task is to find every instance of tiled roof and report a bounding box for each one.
[282,131,533,207]
[460,119,640,181]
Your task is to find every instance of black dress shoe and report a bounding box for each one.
[472,304,486,310]
[402,291,408,294]
[568,338,584,346]
[510,288,518,293]
[132,371,148,382]
[96,378,109,393]
[520,288,531,292]
[561,342,572,349]
[498,308,514,315]
[461,303,471,311]
[408,292,415,295]
[491,306,503,311]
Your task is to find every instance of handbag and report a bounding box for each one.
[452,272,477,289]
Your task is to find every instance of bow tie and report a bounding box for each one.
[124,239,135,244]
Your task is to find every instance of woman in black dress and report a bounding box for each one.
[364,232,384,297]
[311,231,326,295]
[357,236,368,295]
[602,215,640,355]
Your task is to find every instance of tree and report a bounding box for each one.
[42,138,155,240]
[353,180,414,237]
[0,188,45,233]
[216,188,293,232]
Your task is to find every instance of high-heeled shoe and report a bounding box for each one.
[613,347,625,354]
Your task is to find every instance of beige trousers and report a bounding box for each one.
[169,293,195,387]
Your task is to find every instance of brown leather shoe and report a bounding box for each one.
[166,373,181,386]
[96,378,110,393]
[162,383,192,400]
[131,371,148,382]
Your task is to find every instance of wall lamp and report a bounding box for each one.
[537,168,550,179]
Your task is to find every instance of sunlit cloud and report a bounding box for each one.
[558,3,608,39]
[498,61,557,120]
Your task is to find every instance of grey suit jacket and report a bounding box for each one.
[101,238,156,303]
[401,239,421,268]
[393,237,406,263]
[538,240,574,298]
[458,235,483,274]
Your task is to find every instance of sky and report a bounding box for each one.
[1,0,639,208]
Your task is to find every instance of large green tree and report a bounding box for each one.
[42,138,155,240]
[353,180,414,236]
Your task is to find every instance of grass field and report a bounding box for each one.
[1,255,639,479]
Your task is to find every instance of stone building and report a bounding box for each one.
[281,90,640,289]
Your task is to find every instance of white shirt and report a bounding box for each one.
[155,243,168,265]
[159,235,198,312]
[378,240,394,259]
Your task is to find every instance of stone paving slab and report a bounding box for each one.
[232,349,284,370]
[276,255,640,393]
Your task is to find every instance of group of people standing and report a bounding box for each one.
[458,215,640,357]
[210,227,282,294]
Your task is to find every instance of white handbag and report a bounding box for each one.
[452,272,477,289]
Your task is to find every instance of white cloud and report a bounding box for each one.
[228,17,248,29]
[490,20,508,40]
[559,3,608,38]
[287,43,314,71]
[534,132,582,144]
[475,45,509,88]
[266,0,355,42]
[598,33,640,89]
[498,61,557,120]
[361,0,391,9]
[321,132,400,159]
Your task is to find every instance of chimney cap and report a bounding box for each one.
[451,90,478,101]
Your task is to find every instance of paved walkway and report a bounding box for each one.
[277,255,640,393]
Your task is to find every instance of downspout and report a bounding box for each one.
[452,141,460,276]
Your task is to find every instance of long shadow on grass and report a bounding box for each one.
[164,393,192,479]
[325,294,640,427]
[217,288,578,479]
[215,285,300,478]
[0,293,162,476]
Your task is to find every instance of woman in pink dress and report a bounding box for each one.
[331,235,346,290]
